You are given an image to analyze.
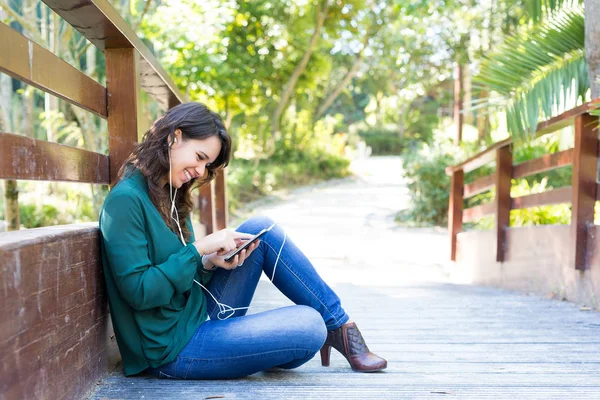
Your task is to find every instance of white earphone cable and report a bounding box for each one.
[168,143,285,320]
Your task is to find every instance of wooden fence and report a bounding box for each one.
[0,1,226,398]
[446,100,600,271]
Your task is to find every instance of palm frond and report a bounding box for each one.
[521,0,582,23]
[472,6,587,140]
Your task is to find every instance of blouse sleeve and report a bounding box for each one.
[100,191,200,311]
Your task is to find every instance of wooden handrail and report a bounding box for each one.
[0,23,108,118]
[0,133,110,183]
[41,0,185,110]
[445,138,510,175]
[446,99,600,175]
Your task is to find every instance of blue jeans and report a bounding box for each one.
[147,216,350,379]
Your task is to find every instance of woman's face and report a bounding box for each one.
[168,129,222,188]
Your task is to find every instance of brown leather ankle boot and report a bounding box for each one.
[320,322,387,372]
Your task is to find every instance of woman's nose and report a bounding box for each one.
[195,165,204,177]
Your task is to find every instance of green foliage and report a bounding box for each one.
[19,204,61,228]
[228,110,351,210]
[398,142,458,227]
[509,178,571,226]
[473,6,587,140]
[358,129,404,155]
[227,151,350,211]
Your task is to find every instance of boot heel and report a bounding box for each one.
[320,344,331,367]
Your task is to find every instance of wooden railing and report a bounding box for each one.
[446,101,599,270]
[0,1,226,399]
[0,0,227,232]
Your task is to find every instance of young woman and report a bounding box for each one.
[99,102,386,379]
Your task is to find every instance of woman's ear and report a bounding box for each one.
[169,129,182,148]
[174,129,183,143]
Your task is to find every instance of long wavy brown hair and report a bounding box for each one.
[117,102,232,241]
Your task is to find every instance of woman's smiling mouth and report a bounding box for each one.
[183,169,193,182]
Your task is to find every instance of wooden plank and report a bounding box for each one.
[105,48,142,186]
[511,187,572,210]
[199,181,216,235]
[495,146,512,262]
[449,169,464,261]
[213,169,228,230]
[512,149,573,179]
[571,113,598,270]
[41,0,185,110]
[463,202,495,223]
[464,174,494,198]
[0,23,107,118]
[0,132,109,183]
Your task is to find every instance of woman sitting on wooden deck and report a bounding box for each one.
[99,102,387,379]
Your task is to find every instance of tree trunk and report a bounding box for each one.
[315,52,365,120]
[585,0,600,98]
[454,62,464,145]
[476,91,490,144]
[271,1,330,138]
[5,180,19,230]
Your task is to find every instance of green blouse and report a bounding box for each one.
[99,168,213,376]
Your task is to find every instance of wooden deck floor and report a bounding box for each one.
[91,280,600,399]
[91,158,600,399]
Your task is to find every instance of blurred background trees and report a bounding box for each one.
[1,0,598,229]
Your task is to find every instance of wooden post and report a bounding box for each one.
[199,181,216,235]
[495,145,512,262]
[214,169,228,231]
[571,113,598,270]
[449,169,464,261]
[105,48,142,186]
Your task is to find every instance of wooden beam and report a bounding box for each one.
[495,146,512,262]
[464,174,494,198]
[0,23,107,118]
[213,170,228,231]
[199,182,216,235]
[0,133,109,183]
[571,113,598,270]
[462,202,495,223]
[511,187,572,210]
[512,149,573,179]
[41,0,185,110]
[105,48,142,186]
[449,169,464,261]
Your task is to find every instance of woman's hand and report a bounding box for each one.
[193,229,254,256]
[203,241,260,270]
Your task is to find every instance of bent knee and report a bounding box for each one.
[237,215,276,233]
[292,305,327,351]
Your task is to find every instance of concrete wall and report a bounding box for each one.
[0,224,119,400]
[453,225,600,308]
